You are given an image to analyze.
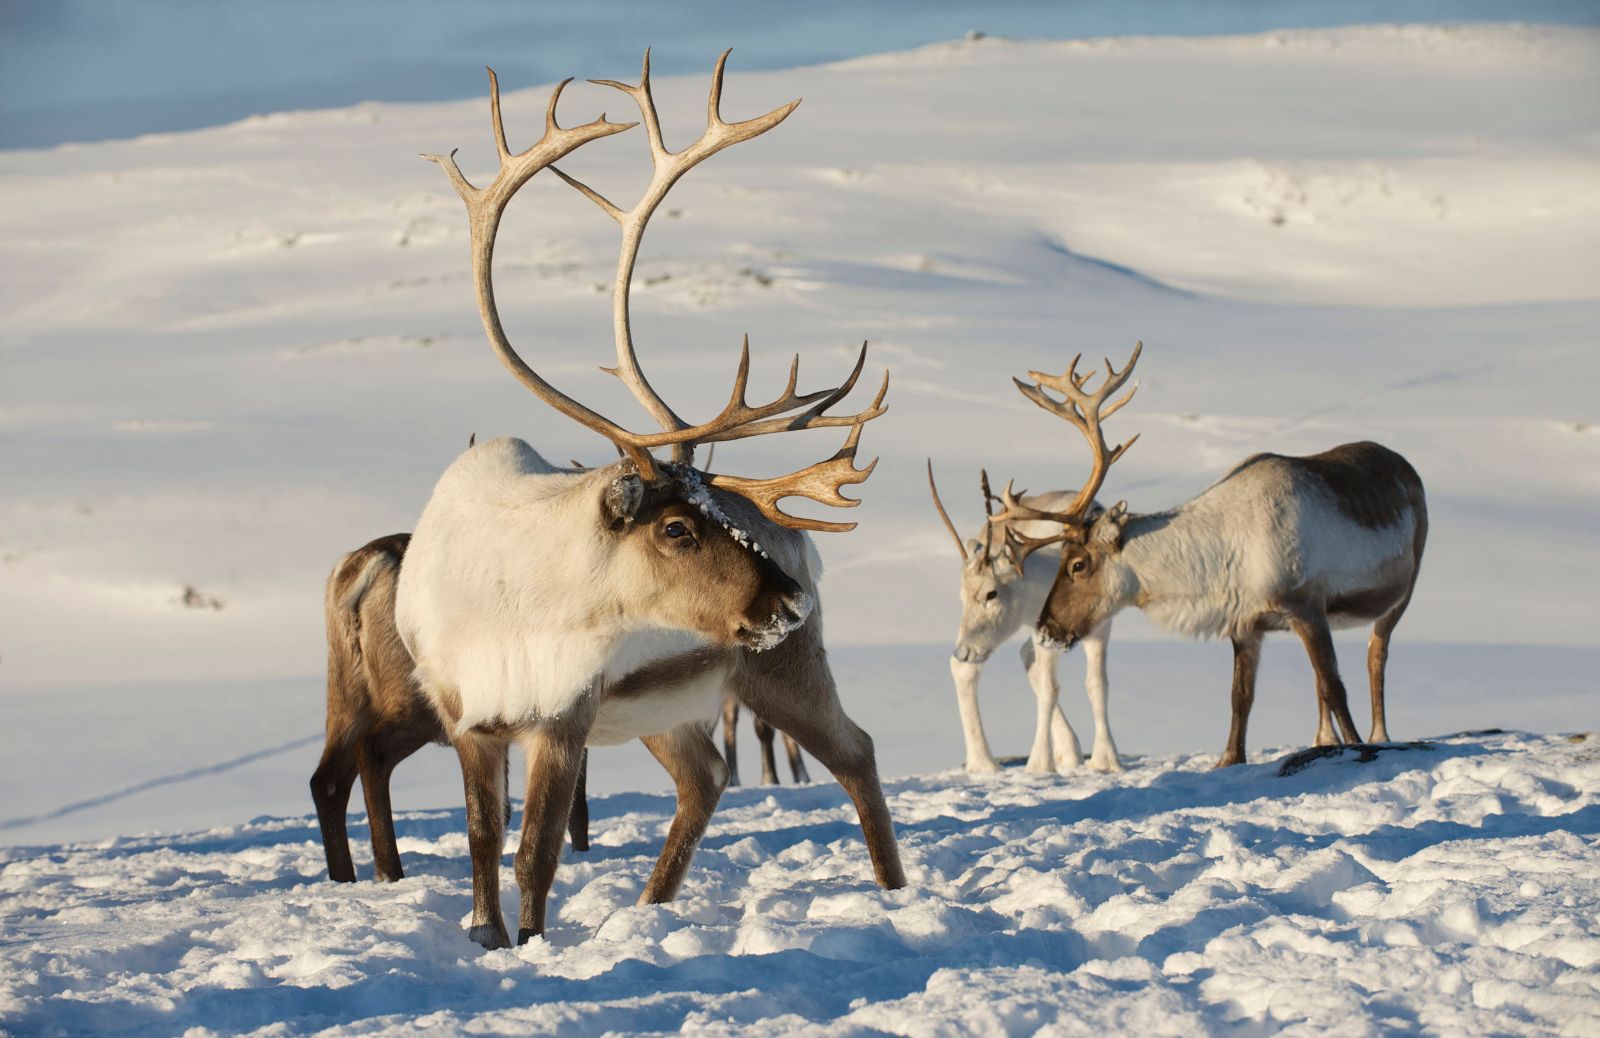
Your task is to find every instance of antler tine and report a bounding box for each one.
[1005,525,1072,564]
[1012,340,1144,519]
[927,460,968,562]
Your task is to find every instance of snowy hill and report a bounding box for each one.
[2,23,1599,1035]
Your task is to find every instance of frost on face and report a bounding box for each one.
[668,464,769,558]
[744,591,812,652]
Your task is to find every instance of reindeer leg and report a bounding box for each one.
[1080,620,1122,772]
[639,723,729,903]
[754,715,781,785]
[721,694,742,788]
[736,629,906,890]
[454,732,510,949]
[358,729,432,883]
[567,748,591,852]
[1290,612,1363,746]
[784,733,812,784]
[950,656,1001,773]
[512,705,594,946]
[1217,632,1262,767]
[1367,585,1418,744]
[311,737,360,883]
[1023,636,1076,774]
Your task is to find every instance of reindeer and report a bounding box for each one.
[312,530,803,884]
[992,342,1428,768]
[926,464,1120,774]
[395,53,905,948]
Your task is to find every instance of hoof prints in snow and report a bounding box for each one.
[1,731,1597,1036]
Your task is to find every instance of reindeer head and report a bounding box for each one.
[929,462,1040,662]
[430,53,886,655]
[592,460,810,651]
[1034,502,1133,650]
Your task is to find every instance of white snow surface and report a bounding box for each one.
[3,731,1597,1036]
[3,22,1600,1036]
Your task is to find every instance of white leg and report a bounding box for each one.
[1024,637,1077,774]
[950,656,1001,773]
[1080,621,1122,772]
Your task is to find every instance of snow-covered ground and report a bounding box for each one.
[2,22,1598,1036]
[3,731,1597,1035]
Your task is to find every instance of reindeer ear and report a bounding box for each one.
[1092,502,1130,548]
[601,460,644,528]
[964,537,984,560]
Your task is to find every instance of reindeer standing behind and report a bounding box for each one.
[927,465,1120,774]
[995,342,1427,767]
[395,53,904,948]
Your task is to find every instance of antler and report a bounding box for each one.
[548,49,889,529]
[1012,340,1143,520]
[426,73,654,455]
[551,49,801,458]
[432,54,886,531]
[927,460,967,561]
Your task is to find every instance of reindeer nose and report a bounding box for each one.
[776,588,813,628]
[953,644,990,664]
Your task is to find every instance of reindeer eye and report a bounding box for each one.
[1069,558,1087,575]
[664,521,691,540]
[984,590,998,602]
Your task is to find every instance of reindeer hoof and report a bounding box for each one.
[516,928,542,946]
[1213,753,1243,769]
[468,923,511,950]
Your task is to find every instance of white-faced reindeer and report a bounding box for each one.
[396,53,904,948]
[926,465,1120,774]
[993,342,1428,767]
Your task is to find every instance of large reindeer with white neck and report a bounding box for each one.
[396,53,904,949]
[994,342,1427,767]
[926,464,1120,774]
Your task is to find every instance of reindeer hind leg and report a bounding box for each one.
[311,736,361,883]
[639,724,728,903]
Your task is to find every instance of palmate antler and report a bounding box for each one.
[431,52,887,533]
[988,341,1144,561]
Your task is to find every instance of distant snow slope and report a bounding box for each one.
[2,731,1595,1036]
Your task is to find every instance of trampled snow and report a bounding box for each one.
[3,732,1596,1035]
[2,22,1598,1036]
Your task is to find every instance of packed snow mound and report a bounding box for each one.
[3,730,1595,1036]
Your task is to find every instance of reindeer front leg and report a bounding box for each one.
[454,732,511,948]
[512,703,596,945]
[1080,620,1122,772]
[950,656,1002,773]
[1023,635,1079,774]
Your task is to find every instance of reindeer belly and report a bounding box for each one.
[1326,580,1410,629]
[588,650,733,746]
